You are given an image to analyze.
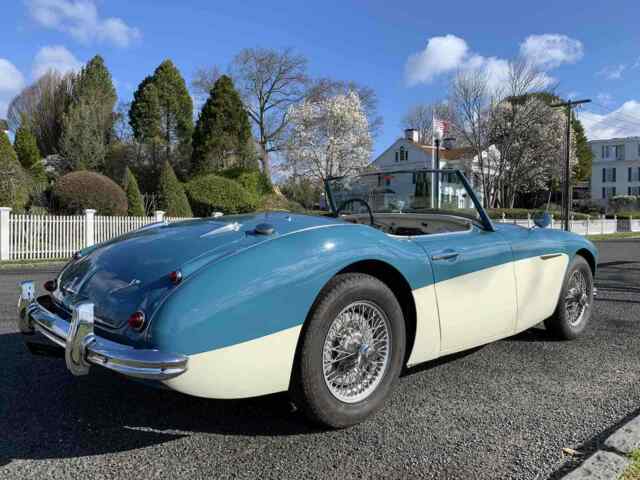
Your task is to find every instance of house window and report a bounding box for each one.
[385,178,391,186]
[614,144,625,161]
[398,146,408,161]
[602,187,616,198]
[395,152,398,162]
[602,145,610,159]
[602,167,616,182]
[629,187,640,196]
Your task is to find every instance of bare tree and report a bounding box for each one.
[191,65,222,107]
[449,68,496,206]
[305,78,383,138]
[230,48,309,181]
[401,102,451,144]
[7,71,74,156]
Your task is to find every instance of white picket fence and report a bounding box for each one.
[0,208,192,261]
[495,214,621,235]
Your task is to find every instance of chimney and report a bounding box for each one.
[404,128,419,143]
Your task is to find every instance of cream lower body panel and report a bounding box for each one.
[163,325,301,399]
[513,253,569,333]
[407,284,440,366]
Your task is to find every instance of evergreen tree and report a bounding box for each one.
[60,100,106,171]
[0,131,30,210]
[191,75,255,175]
[60,55,117,171]
[571,114,592,181]
[124,167,145,216]
[158,161,193,217]
[14,121,45,180]
[72,55,117,144]
[129,60,193,174]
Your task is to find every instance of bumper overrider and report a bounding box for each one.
[17,280,188,381]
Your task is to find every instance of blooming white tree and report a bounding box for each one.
[284,91,372,182]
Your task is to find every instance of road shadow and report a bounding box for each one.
[0,332,321,466]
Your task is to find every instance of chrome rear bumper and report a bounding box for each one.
[18,281,188,381]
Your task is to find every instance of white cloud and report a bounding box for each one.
[519,34,584,69]
[597,64,625,80]
[0,59,26,117]
[596,92,614,107]
[405,33,576,90]
[405,34,469,85]
[577,101,640,140]
[27,0,141,47]
[32,45,82,78]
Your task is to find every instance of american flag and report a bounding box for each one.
[433,118,450,139]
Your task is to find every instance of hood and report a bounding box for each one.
[57,212,341,330]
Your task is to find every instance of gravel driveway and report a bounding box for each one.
[1,240,639,480]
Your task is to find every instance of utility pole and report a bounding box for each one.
[550,98,591,231]
[434,138,440,209]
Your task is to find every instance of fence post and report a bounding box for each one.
[501,213,506,223]
[570,213,574,233]
[527,213,531,229]
[586,216,589,236]
[614,214,617,234]
[551,214,555,229]
[85,209,96,247]
[154,210,165,222]
[0,207,11,261]
[600,214,604,235]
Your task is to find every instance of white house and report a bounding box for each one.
[370,129,497,206]
[589,136,640,202]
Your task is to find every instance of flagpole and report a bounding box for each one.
[431,110,435,208]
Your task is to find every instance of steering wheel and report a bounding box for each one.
[336,198,375,226]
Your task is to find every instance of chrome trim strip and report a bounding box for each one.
[19,293,188,381]
[540,253,562,260]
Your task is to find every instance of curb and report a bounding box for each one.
[561,414,640,479]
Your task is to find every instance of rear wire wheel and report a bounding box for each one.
[291,273,405,428]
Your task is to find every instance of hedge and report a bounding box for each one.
[257,193,305,213]
[220,168,272,197]
[158,161,193,217]
[185,174,257,216]
[487,208,590,220]
[52,171,128,215]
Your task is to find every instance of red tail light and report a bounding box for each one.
[169,270,182,284]
[44,280,57,292]
[128,311,146,331]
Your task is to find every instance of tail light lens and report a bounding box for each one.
[169,270,182,284]
[128,311,146,331]
[44,280,57,292]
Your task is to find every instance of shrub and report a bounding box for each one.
[158,161,193,217]
[52,171,127,215]
[0,131,31,211]
[221,167,272,197]
[124,167,145,216]
[257,193,305,213]
[185,174,257,216]
[609,195,638,212]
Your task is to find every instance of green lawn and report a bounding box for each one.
[621,449,640,480]
[586,232,640,241]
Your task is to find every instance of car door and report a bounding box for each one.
[414,226,518,355]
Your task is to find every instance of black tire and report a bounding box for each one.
[291,273,406,428]
[544,255,594,340]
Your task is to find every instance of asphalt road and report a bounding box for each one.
[1,240,639,480]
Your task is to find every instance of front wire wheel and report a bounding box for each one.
[544,255,594,340]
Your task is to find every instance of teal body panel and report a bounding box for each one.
[148,222,431,355]
[54,212,598,358]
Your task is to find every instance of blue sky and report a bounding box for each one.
[1,0,640,156]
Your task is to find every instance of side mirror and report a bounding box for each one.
[533,211,551,228]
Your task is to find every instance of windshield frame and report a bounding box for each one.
[325,168,495,232]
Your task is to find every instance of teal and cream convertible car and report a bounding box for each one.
[18,169,597,428]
